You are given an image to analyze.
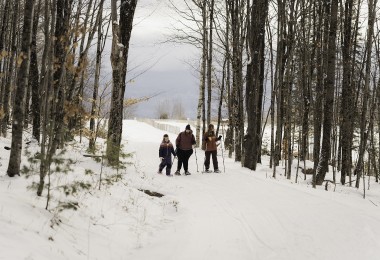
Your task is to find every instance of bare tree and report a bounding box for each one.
[227,0,246,162]
[172,101,186,119]
[354,0,377,188]
[0,0,10,130]
[7,0,35,177]
[340,0,355,185]
[316,0,339,185]
[106,0,138,164]
[89,0,107,152]
[273,0,288,178]
[37,0,74,196]
[30,0,42,142]
[156,99,170,119]
[1,0,19,137]
[244,0,268,170]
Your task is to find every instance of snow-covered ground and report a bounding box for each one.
[1,119,380,260]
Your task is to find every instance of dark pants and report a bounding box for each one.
[177,148,193,172]
[205,150,218,170]
[159,158,172,175]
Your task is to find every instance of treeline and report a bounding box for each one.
[169,0,380,188]
[2,0,380,191]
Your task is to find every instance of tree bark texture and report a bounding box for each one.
[107,0,137,164]
[7,0,35,177]
[340,0,354,185]
[316,0,339,185]
[354,0,377,188]
[244,0,268,170]
[30,0,41,142]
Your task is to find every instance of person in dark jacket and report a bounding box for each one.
[175,124,196,175]
[158,134,176,176]
[203,124,222,173]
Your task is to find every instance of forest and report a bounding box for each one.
[1,0,379,195]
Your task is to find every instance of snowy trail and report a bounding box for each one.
[123,120,380,260]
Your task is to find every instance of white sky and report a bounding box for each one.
[1,119,380,259]
[126,0,200,119]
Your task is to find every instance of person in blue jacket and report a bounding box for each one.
[158,134,177,176]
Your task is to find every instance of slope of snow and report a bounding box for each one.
[1,119,380,260]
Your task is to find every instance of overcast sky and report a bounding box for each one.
[125,0,200,119]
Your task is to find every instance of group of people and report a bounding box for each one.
[158,124,222,176]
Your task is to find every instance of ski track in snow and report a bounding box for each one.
[120,120,380,260]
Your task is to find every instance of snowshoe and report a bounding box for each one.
[202,169,213,173]
[214,169,221,173]
[174,170,181,176]
[184,171,191,175]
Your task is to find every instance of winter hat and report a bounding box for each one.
[163,134,169,137]
[185,124,191,130]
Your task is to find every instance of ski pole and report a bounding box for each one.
[203,156,206,173]
[194,147,199,172]
[221,143,225,173]
[220,130,226,173]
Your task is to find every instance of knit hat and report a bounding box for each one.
[163,134,168,137]
[185,124,191,130]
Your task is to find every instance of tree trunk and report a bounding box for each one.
[316,0,339,185]
[340,0,354,185]
[67,0,98,139]
[37,0,54,197]
[312,0,324,187]
[244,0,268,170]
[224,1,233,158]
[38,0,73,196]
[30,0,41,142]
[267,20,275,168]
[227,0,245,163]
[107,0,137,164]
[300,0,311,162]
[0,0,10,119]
[206,0,214,126]
[354,0,377,188]
[196,0,208,149]
[89,0,105,152]
[273,0,286,177]
[49,0,73,155]
[1,0,18,137]
[7,0,35,177]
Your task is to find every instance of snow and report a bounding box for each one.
[1,119,380,260]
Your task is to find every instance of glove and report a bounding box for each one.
[160,157,164,161]
[218,135,222,141]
